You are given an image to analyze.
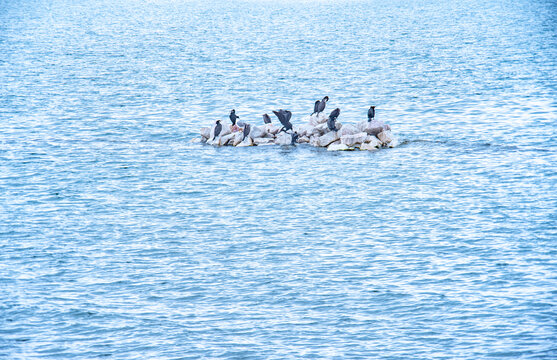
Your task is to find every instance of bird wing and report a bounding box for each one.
[273,110,286,127]
[313,101,320,113]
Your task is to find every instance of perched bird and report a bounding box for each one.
[229,109,240,125]
[312,100,320,115]
[367,106,376,122]
[212,120,222,141]
[317,96,329,114]
[243,123,251,140]
[262,113,272,124]
[327,108,341,131]
[272,109,293,132]
[291,132,299,145]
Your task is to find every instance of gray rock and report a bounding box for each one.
[275,132,293,146]
[327,143,350,151]
[358,120,388,136]
[340,132,368,147]
[338,124,358,137]
[232,132,244,146]
[377,130,394,145]
[364,136,381,149]
[200,127,211,139]
[318,131,340,147]
[254,137,274,145]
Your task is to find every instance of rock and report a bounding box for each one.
[232,132,244,146]
[298,135,310,143]
[309,113,328,126]
[264,124,281,135]
[327,143,350,151]
[200,127,211,139]
[275,132,293,146]
[358,120,388,136]
[254,137,274,145]
[387,138,399,148]
[309,135,320,147]
[364,135,381,149]
[318,131,340,147]
[313,123,330,136]
[377,130,394,145]
[340,132,368,147]
[338,124,358,137]
[210,133,229,146]
[249,125,266,139]
[237,136,254,147]
[360,142,380,151]
[220,125,232,137]
[296,124,315,138]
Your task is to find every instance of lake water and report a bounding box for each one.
[1,0,556,358]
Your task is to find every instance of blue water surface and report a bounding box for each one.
[1,0,556,358]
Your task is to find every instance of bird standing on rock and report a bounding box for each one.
[317,96,329,114]
[243,123,251,140]
[291,132,299,145]
[229,109,240,126]
[368,106,376,122]
[262,113,272,124]
[212,120,222,141]
[312,100,320,115]
[327,108,340,131]
[273,109,293,132]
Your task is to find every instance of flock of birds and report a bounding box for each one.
[210,96,377,144]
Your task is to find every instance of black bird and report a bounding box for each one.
[367,106,376,122]
[212,120,222,141]
[262,113,272,124]
[317,96,329,114]
[327,108,341,131]
[229,109,240,125]
[272,109,293,132]
[243,123,251,140]
[291,132,299,145]
[312,100,320,115]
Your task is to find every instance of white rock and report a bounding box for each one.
[249,125,266,139]
[313,123,330,136]
[364,136,381,149]
[232,132,244,146]
[360,142,380,151]
[237,136,254,147]
[298,135,310,143]
[357,120,389,136]
[296,124,315,138]
[200,127,211,139]
[309,113,328,126]
[210,134,234,146]
[220,124,232,137]
[338,124,358,137]
[340,132,368,147]
[254,137,274,145]
[327,143,350,151]
[318,131,340,147]
[264,124,281,135]
[377,130,394,145]
[309,135,320,147]
[275,132,293,146]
